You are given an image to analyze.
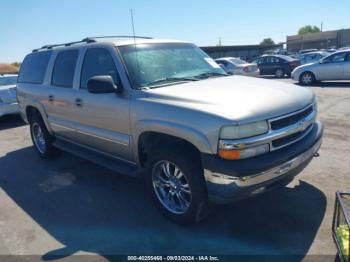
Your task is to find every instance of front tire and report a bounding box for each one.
[299,72,315,86]
[29,113,58,158]
[275,68,285,78]
[145,148,211,224]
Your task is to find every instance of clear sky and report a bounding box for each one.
[1,0,349,63]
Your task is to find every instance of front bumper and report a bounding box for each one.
[0,102,19,117]
[291,70,300,81]
[202,121,323,203]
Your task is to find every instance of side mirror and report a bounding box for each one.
[87,75,122,94]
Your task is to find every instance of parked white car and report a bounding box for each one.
[299,51,329,65]
[215,57,260,77]
[292,50,350,85]
[0,74,19,117]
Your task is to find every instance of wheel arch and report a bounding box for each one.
[25,104,53,134]
[134,120,213,167]
[137,131,203,168]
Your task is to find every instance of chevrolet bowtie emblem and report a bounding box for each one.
[298,119,308,131]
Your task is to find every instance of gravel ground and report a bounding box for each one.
[0,79,349,261]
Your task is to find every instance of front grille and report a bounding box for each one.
[270,106,313,130]
[272,124,312,148]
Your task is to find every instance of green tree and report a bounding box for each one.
[11,62,21,67]
[298,25,321,35]
[260,38,275,45]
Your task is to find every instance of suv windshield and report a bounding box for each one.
[118,43,227,88]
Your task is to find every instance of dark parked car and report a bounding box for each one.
[253,55,300,78]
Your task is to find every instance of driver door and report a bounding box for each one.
[71,47,133,161]
[316,52,346,80]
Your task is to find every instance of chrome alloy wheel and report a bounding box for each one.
[152,160,192,214]
[32,122,46,154]
[301,73,313,85]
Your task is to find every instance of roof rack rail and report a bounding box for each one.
[32,35,153,52]
[82,35,153,42]
[32,38,97,52]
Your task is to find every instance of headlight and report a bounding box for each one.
[218,121,269,160]
[218,143,269,160]
[220,121,268,139]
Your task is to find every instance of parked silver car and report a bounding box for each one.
[17,37,323,223]
[292,50,350,85]
[0,74,19,117]
[299,51,329,65]
[215,57,260,77]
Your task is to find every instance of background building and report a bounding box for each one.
[201,44,284,61]
[287,28,350,52]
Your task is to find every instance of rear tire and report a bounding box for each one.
[145,148,211,224]
[299,72,315,86]
[29,113,59,158]
[275,68,285,78]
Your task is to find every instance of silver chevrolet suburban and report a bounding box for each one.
[17,36,323,223]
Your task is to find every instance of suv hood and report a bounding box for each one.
[0,84,16,91]
[145,75,314,123]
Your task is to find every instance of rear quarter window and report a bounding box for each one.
[18,51,52,84]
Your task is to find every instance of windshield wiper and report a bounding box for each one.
[193,72,228,79]
[146,77,198,87]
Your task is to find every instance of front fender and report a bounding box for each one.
[133,119,214,163]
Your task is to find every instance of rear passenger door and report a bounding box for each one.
[44,50,79,141]
[72,48,132,162]
[263,56,277,75]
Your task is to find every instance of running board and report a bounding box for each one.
[53,138,142,178]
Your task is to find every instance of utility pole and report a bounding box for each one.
[321,22,323,32]
[217,37,222,46]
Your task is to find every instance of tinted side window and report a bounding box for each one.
[80,48,120,89]
[265,57,275,64]
[268,57,280,63]
[332,52,347,63]
[325,52,347,63]
[217,60,227,66]
[18,51,51,84]
[261,56,267,64]
[52,50,78,88]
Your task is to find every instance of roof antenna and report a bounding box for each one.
[130,8,141,85]
[130,9,137,44]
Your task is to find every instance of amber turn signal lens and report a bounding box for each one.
[218,149,240,160]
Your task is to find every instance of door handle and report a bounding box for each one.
[75,98,83,107]
[48,95,54,102]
